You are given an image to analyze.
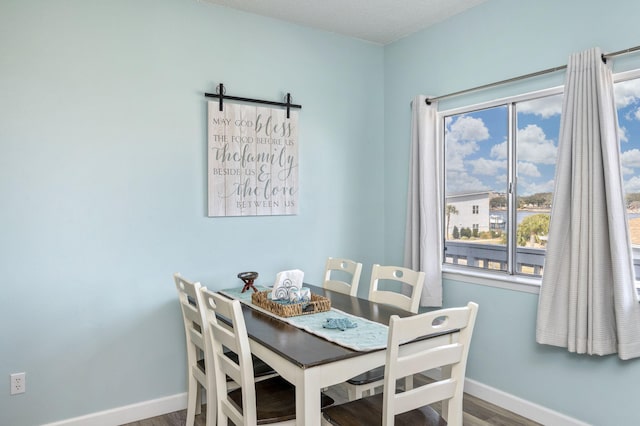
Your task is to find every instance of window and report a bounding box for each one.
[614,75,640,281]
[443,92,562,278]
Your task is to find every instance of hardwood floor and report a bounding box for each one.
[121,375,541,426]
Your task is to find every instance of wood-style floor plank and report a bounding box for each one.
[121,375,541,426]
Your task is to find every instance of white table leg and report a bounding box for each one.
[297,368,321,426]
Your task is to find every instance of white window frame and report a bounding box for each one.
[440,85,563,294]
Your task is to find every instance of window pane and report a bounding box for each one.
[444,106,508,272]
[514,94,562,277]
[614,78,640,280]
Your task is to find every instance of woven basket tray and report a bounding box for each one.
[251,290,331,317]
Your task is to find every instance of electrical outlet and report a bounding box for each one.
[10,372,25,395]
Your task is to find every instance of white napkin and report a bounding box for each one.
[272,269,304,300]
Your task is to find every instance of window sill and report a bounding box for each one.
[442,264,541,294]
[442,266,640,297]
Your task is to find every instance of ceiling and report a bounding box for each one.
[203,0,488,45]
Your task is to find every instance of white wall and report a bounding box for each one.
[5,1,640,424]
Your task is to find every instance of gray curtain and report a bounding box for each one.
[404,95,442,307]
[536,47,640,359]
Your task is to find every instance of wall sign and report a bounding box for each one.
[208,102,299,217]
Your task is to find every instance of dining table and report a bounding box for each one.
[219,284,458,426]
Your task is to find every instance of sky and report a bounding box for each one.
[617,78,640,193]
[445,77,640,197]
[445,95,561,197]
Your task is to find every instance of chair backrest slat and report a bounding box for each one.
[395,379,458,413]
[392,305,473,342]
[220,398,244,426]
[396,343,464,378]
[182,305,202,327]
[218,349,243,385]
[323,257,363,297]
[187,328,205,350]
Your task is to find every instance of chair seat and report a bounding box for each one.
[197,353,276,379]
[322,393,446,426]
[228,376,335,424]
[345,366,384,385]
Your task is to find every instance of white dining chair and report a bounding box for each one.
[174,273,214,426]
[174,273,277,425]
[322,257,363,297]
[368,264,425,314]
[200,288,335,425]
[344,264,425,400]
[322,302,479,426]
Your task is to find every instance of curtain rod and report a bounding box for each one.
[425,44,640,105]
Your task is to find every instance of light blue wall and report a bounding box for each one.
[5,0,640,424]
[384,0,640,425]
[0,1,384,424]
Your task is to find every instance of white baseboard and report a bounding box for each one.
[421,370,589,426]
[42,393,187,426]
[463,378,591,426]
[42,376,590,426]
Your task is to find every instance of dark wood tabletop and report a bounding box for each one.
[231,284,416,369]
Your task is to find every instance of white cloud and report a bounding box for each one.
[622,165,634,175]
[447,115,490,142]
[624,176,640,193]
[621,148,640,168]
[445,115,490,173]
[517,95,563,118]
[490,140,507,159]
[518,161,541,177]
[468,158,506,176]
[446,170,489,193]
[490,126,556,165]
[446,138,479,158]
[614,79,640,109]
[446,140,478,172]
[444,116,453,127]
[619,125,629,143]
[517,124,557,165]
[518,179,555,196]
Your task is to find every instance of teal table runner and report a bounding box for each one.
[220,287,389,351]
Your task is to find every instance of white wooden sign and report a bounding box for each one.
[208,102,299,217]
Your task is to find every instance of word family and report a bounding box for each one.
[208,102,299,217]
